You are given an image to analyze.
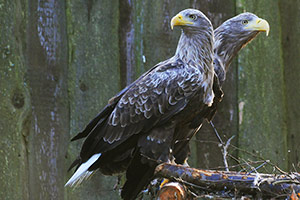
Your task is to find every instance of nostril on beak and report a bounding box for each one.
[178,16,182,19]
[257,19,261,23]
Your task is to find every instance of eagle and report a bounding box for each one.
[66,8,214,200]
[214,12,270,84]
[173,12,270,165]
[65,10,270,199]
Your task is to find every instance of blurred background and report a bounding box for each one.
[0,0,299,199]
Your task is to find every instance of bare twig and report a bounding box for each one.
[247,160,269,174]
[209,121,235,172]
[209,121,224,145]
[222,135,235,171]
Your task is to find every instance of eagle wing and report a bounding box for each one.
[70,63,160,142]
[79,58,208,161]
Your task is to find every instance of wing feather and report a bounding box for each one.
[102,60,204,143]
[78,58,207,163]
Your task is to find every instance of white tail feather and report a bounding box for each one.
[65,153,101,187]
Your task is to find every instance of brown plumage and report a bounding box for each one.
[66,9,214,200]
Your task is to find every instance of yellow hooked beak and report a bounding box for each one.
[245,18,270,36]
[170,14,194,30]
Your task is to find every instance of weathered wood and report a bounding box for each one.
[119,0,135,88]
[0,1,29,199]
[1,1,299,200]
[236,0,288,171]
[119,0,189,88]
[119,0,189,86]
[133,0,190,78]
[279,0,300,172]
[26,0,69,199]
[157,182,188,200]
[65,0,121,199]
[189,0,238,170]
[155,163,300,199]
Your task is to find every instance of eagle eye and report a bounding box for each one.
[189,14,197,20]
[242,20,248,25]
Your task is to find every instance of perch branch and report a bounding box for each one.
[155,163,300,199]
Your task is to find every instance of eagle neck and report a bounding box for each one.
[175,29,214,71]
[214,28,259,72]
[174,27,215,106]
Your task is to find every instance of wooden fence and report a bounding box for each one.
[0,0,299,199]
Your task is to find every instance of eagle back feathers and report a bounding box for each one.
[104,57,206,144]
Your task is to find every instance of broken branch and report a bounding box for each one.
[155,163,300,199]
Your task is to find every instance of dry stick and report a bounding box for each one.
[223,135,235,172]
[209,121,224,144]
[209,121,235,171]
[193,132,285,175]
[210,159,266,171]
[292,163,298,172]
[240,158,259,174]
[247,160,270,175]
[227,154,248,171]
[227,142,290,175]
[193,137,271,172]
[204,122,288,176]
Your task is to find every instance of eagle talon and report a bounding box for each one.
[159,179,170,189]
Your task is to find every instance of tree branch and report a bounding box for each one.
[155,163,300,199]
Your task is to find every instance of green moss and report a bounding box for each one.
[66,0,121,199]
[237,0,288,171]
[279,0,300,172]
[0,0,30,199]
[133,0,189,78]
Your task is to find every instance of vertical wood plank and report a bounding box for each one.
[279,0,300,172]
[133,0,190,77]
[189,0,237,169]
[66,0,121,199]
[26,0,69,199]
[119,0,135,88]
[0,0,29,199]
[236,0,288,171]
